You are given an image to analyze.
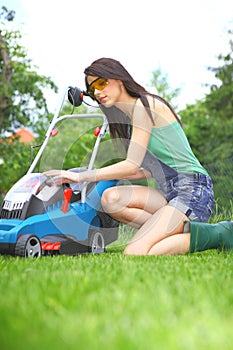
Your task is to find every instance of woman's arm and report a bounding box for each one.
[123,168,152,180]
[44,101,153,185]
[44,158,142,185]
[44,122,152,185]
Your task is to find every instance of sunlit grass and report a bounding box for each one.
[0,216,233,350]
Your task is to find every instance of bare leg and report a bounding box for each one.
[148,233,191,255]
[101,185,167,227]
[124,205,190,255]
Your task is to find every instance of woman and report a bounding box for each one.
[45,58,233,255]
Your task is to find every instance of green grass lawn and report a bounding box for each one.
[0,224,233,350]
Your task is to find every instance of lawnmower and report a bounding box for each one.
[0,87,119,257]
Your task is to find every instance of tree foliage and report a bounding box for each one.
[205,30,233,121]
[0,6,57,135]
[180,29,233,164]
[149,68,181,108]
[180,29,233,211]
[0,6,58,202]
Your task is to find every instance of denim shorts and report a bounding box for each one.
[158,173,215,222]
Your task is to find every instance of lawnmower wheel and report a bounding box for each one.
[88,231,105,254]
[15,234,42,258]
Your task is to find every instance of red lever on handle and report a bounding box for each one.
[62,188,73,213]
[94,126,101,136]
[50,129,58,137]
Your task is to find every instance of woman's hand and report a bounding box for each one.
[43,170,80,186]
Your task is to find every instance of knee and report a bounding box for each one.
[101,188,120,212]
[123,242,148,256]
[124,246,148,256]
[123,244,136,255]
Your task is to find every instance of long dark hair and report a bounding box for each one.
[84,57,181,147]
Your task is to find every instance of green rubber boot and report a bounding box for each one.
[189,221,233,253]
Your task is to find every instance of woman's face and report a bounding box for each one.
[87,76,124,107]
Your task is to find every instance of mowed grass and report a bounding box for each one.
[0,225,233,350]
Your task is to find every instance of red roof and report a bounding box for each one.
[13,128,35,144]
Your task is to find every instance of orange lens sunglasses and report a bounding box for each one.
[87,78,109,98]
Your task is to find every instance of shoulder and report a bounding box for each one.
[132,94,177,128]
[144,94,177,126]
[132,97,153,131]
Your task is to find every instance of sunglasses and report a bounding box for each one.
[87,78,109,98]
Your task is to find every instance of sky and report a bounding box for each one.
[4,0,233,111]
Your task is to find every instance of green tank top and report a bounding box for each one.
[148,120,208,175]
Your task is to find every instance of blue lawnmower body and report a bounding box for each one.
[0,87,119,257]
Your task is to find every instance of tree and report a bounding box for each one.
[0,6,57,135]
[148,68,181,109]
[180,29,233,211]
[205,30,233,121]
[0,6,57,203]
[181,29,233,164]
